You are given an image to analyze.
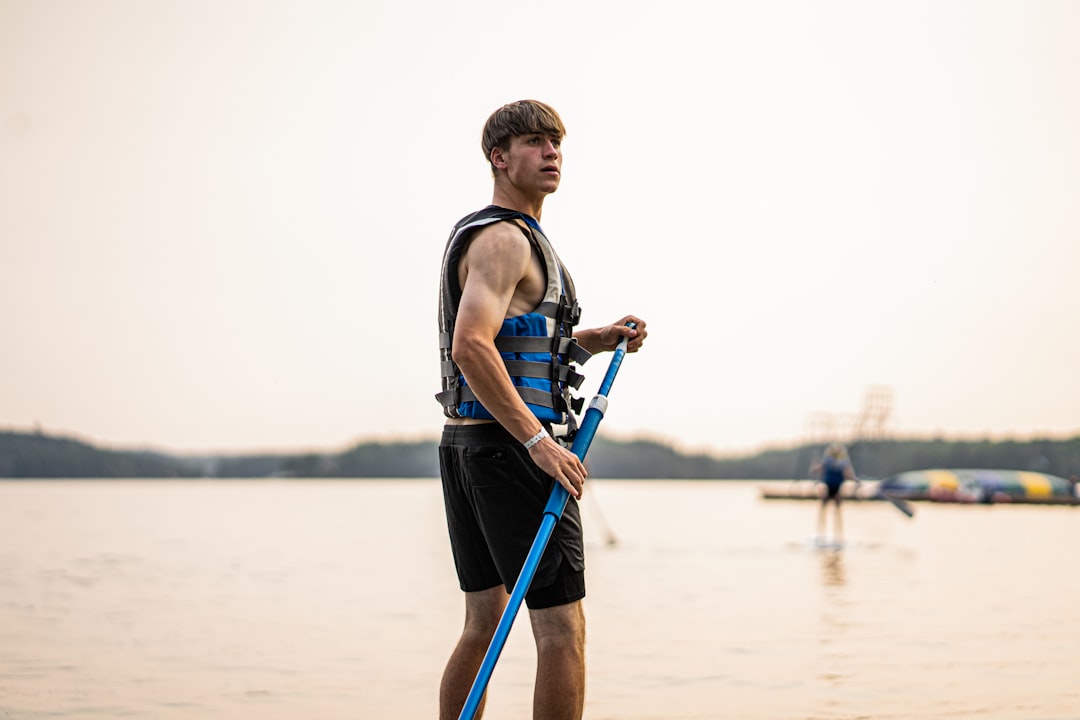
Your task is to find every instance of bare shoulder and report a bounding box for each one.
[467,219,530,252]
[458,219,545,315]
[461,220,532,274]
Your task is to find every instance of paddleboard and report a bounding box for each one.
[809,537,845,551]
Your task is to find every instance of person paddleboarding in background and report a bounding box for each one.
[435,99,647,720]
[809,443,860,546]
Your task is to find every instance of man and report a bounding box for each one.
[435,99,647,720]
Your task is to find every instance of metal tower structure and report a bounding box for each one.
[804,385,894,445]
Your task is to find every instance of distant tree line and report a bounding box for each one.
[0,431,200,478]
[2,429,1079,480]
[585,436,1080,481]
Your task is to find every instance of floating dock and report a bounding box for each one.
[762,469,1080,506]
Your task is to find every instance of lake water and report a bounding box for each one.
[1,479,1078,720]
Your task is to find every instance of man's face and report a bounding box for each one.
[502,133,562,195]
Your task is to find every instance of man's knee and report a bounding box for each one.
[463,586,509,635]
[529,601,585,646]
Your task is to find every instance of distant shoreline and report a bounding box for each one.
[3,428,1078,481]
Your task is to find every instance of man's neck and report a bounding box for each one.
[491,186,545,222]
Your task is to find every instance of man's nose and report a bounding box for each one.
[543,140,559,157]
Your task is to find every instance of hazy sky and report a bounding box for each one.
[2,0,1078,456]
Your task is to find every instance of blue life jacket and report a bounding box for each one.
[822,457,847,486]
[436,206,591,424]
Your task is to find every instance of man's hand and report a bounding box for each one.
[528,437,587,498]
[576,315,648,355]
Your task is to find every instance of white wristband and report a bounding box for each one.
[523,428,549,450]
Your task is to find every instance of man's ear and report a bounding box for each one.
[490,145,508,170]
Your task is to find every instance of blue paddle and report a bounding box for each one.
[458,322,636,720]
[872,485,915,518]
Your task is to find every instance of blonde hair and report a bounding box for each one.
[826,443,848,460]
[481,100,566,171]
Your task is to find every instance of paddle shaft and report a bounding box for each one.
[458,325,634,720]
[876,491,915,518]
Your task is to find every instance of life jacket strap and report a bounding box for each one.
[436,384,567,412]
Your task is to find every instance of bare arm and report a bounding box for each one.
[453,223,589,497]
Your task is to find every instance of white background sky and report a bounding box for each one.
[2,0,1078,456]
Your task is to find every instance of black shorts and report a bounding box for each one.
[824,480,844,500]
[439,423,585,610]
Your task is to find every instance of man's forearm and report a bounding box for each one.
[572,327,603,355]
[454,342,545,443]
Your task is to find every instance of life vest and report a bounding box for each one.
[436,205,591,425]
[822,457,847,485]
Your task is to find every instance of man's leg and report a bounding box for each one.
[528,600,586,720]
[440,586,509,720]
